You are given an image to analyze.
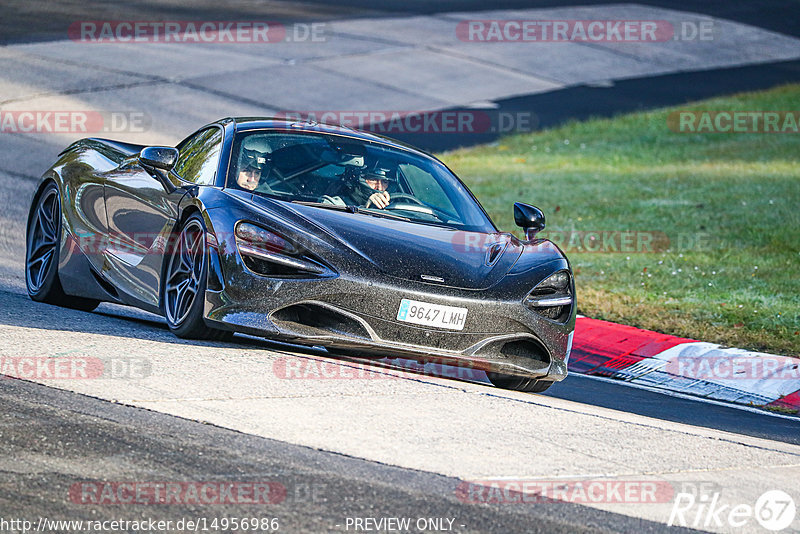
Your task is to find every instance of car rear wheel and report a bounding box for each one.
[486,372,554,393]
[25,182,100,312]
[163,214,231,341]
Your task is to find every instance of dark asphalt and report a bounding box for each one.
[383,59,800,152]
[544,374,800,446]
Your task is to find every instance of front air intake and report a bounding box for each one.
[271,303,372,340]
[473,336,550,374]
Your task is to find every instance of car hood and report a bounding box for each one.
[248,196,527,290]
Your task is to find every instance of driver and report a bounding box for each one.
[321,165,395,209]
[360,167,392,209]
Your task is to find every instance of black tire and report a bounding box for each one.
[162,214,232,341]
[25,182,100,312]
[486,372,554,393]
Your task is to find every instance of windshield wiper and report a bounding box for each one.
[291,201,411,222]
[291,200,359,213]
[357,209,411,222]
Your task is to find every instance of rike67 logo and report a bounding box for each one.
[669,487,796,531]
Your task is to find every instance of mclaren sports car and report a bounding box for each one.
[25,118,575,392]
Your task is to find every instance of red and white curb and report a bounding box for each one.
[369,317,799,413]
[570,317,800,411]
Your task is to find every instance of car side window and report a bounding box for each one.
[173,128,223,185]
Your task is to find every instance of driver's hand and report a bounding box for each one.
[365,191,390,209]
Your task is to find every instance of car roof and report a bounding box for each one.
[222,117,436,159]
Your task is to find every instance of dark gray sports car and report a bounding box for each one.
[26,118,574,392]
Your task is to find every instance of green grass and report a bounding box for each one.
[765,405,799,415]
[443,84,800,356]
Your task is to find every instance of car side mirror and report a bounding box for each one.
[139,147,179,171]
[514,202,546,240]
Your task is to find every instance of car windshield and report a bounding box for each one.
[227,130,496,232]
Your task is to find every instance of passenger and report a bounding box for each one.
[235,148,272,193]
[236,161,262,191]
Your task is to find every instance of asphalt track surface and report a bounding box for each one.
[2,1,800,533]
[389,59,800,151]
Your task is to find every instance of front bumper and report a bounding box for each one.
[203,254,574,381]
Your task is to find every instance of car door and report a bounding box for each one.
[102,127,223,310]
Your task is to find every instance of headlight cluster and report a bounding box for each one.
[235,223,297,255]
[235,222,324,276]
[524,270,573,322]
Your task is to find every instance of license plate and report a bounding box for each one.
[396,299,468,331]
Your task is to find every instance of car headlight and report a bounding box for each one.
[235,222,324,275]
[524,270,573,322]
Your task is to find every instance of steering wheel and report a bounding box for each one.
[385,193,427,208]
[384,193,447,218]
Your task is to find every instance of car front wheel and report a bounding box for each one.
[163,214,231,341]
